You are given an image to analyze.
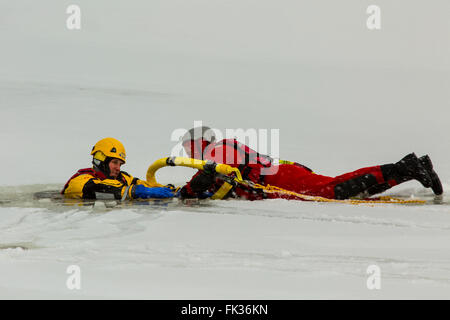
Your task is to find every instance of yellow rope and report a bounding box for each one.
[235,180,426,205]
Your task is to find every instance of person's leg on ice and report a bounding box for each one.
[263,153,442,200]
[319,153,442,199]
[263,164,385,199]
[359,153,443,198]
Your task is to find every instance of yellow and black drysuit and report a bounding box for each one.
[61,168,160,200]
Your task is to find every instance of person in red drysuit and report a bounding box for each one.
[179,126,442,201]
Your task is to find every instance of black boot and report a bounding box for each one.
[419,155,443,195]
[381,153,433,188]
[394,153,432,188]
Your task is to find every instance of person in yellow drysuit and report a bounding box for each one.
[61,137,174,200]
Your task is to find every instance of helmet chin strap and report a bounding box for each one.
[191,139,210,160]
[93,157,113,178]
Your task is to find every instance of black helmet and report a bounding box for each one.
[181,126,216,159]
[181,126,216,144]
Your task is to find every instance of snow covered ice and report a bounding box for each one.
[1,0,450,299]
[1,188,450,299]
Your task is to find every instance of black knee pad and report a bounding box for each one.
[366,182,391,196]
[334,174,378,200]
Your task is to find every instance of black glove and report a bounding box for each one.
[202,161,217,175]
[189,162,217,193]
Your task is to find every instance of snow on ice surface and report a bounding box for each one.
[1,0,450,299]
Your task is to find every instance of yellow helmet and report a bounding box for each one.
[91,137,126,163]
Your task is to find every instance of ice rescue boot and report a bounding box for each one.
[380,153,432,188]
[418,155,443,195]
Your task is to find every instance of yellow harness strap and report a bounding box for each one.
[211,182,234,200]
